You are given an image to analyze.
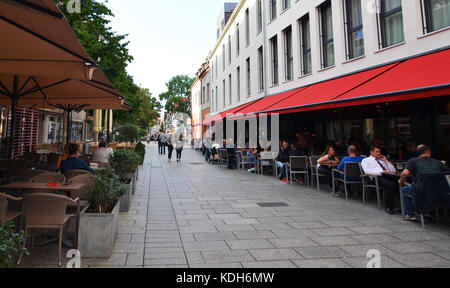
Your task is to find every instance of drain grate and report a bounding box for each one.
[257,202,289,208]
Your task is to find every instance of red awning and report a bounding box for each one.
[203,100,258,124]
[261,48,450,115]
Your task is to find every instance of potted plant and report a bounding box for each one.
[0,222,29,268]
[108,150,141,211]
[78,168,126,258]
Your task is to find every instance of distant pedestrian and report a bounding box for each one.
[176,134,184,162]
[167,134,174,161]
[160,133,167,155]
[157,133,162,154]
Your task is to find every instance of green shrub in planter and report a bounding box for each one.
[108,149,141,183]
[0,222,29,268]
[86,168,127,214]
[134,142,146,164]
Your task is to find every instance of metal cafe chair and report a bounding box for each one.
[361,173,382,210]
[309,155,328,191]
[289,156,309,185]
[332,162,363,200]
[218,149,229,169]
[237,151,256,172]
[259,152,276,177]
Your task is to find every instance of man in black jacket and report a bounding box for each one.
[276,141,290,182]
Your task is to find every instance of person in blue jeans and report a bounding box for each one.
[334,145,365,197]
[399,145,449,222]
[276,141,290,182]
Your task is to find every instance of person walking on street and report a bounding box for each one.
[176,134,184,162]
[157,133,162,154]
[167,134,174,161]
[160,133,167,155]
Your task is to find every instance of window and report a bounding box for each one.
[228,74,232,105]
[207,83,210,102]
[270,35,279,85]
[423,0,450,33]
[228,36,232,65]
[215,56,218,79]
[223,80,226,108]
[283,26,293,81]
[282,0,290,11]
[245,9,250,46]
[223,45,226,71]
[379,0,404,48]
[258,46,264,91]
[237,67,241,102]
[211,63,214,81]
[211,89,214,112]
[270,0,277,20]
[345,0,364,59]
[320,1,335,68]
[202,87,205,104]
[215,86,218,111]
[246,57,251,97]
[236,24,240,57]
[257,0,263,33]
[299,14,312,75]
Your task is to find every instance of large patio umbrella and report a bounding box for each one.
[0,0,129,180]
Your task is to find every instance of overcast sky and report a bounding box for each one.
[106,0,229,100]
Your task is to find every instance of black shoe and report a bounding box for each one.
[385,208,395,215]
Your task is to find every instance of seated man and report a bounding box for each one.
[334,145,365,197]
[361,146,398,215]
[399,145,449,221]
[92,141,113,164]
[289,144,303,157]
[60,143,93,174]
[276,141,290,182]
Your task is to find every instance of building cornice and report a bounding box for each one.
[209,0,246,59]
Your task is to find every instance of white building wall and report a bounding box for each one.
[191,79,202,140]
[209,0,450,115]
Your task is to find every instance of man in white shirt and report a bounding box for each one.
[92,141,114,164]
[361,146,399,215]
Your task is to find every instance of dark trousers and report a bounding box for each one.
[167,145,174,160]
[378,175,399,210]
[176,148,183,160]
[318,166,333,188]
[157,141,162,154]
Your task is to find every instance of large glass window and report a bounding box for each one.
[283,26,293,81]
[299,14,312,75]
[257,0,263,33]
[423,0,450,33]
[246,58,251,96]
[270,35,279,85]
[379,0,404,48]
[258,46,264,91]
[270,0,277,20]
[223,80,226,108]
[320,1,334,68]
[245,9,250,46]
[237,67,241,102]
[228,74,232,106]
[236,24,240,57]
[283,0,291,10]
[228,36,232,65]
[345,0,364,59]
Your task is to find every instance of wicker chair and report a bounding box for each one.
[18,193,79,267]
[67,174,92,207]
[64,169,91,180]
[0,193,23,226]
[29,172,66,194]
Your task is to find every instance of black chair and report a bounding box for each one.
[218,149,229,169]
[289,156,309,185]
[332,162,363,200]
[361,173,382,210]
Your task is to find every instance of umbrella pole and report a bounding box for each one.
[107,109,111,144]
[7,76,18,182]
[66,106,72,144]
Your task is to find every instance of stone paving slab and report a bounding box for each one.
[19,145,450,268]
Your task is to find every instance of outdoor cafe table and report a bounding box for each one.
[0,182,86,249]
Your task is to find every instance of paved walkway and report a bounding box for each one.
[21,144,450,268]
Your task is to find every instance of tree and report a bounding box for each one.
[54,0,162,131]
[159,75,195,115]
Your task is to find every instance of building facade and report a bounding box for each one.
[190,77,202,141]
[206,0,450,161]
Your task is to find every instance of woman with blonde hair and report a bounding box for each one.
[56,143,70,170]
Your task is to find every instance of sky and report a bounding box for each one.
[106,0,230,100]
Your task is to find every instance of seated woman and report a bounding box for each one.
[60,143,93,174]
[56,143,70,171]
[92,141,114,164]
[317,145,340,192]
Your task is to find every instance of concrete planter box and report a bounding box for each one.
[78,199,121,258]
[120,182,132,212]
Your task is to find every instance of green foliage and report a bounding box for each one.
[0,222,29,268]
[116,123,145,144]
[108,150,141,182]
[134,142,145,159]
[86,167,127,214]
[54,0,162,132]
[159,75,195,114]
